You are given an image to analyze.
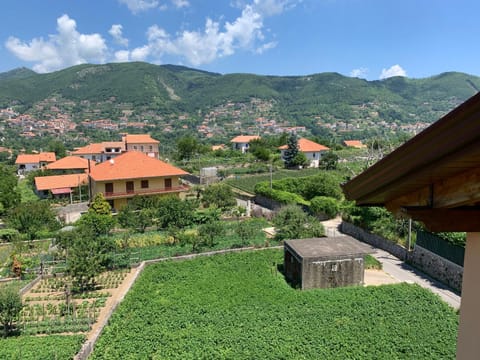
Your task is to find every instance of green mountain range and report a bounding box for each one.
[0,62,479,127]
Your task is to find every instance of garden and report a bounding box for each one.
[91,249,458,359]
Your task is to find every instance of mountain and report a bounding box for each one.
[0,62,479,130]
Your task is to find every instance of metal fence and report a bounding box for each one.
[416,231,465,266]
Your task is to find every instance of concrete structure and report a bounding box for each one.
[122,134,159,159]
[284,237,373,290]
[279,138,330,168]
[342,91,480,359]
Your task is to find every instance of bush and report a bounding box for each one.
[0,229,20,242]
[310,196,339,219]
[273,205,324,240]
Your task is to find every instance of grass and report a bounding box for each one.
[365,254,382,269]
[0,335,84,360]
[91,249,458,359]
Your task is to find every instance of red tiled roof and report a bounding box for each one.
[122,134,159,144]
[279,138,330,152]
[89,151,188,181]
[45,156,93,170]
[343,140,366,148]
[230,135,261,143]
[15,152,56,164]
[35,173,88,191]
[71,143,105,155]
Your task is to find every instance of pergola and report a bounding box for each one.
[342,91,480,360]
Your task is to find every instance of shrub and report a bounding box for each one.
[310,196,339,219]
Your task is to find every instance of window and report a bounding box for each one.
[133,146,137,150]
[141,146,144,151]
[105,183,114,195]
[149,145,153,151]
[141,180,149,189]
[126,181,134,194]
[164,178,172,189]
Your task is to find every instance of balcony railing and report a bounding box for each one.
[103,185,190,199]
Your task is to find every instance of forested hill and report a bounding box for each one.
[1,62,480,124]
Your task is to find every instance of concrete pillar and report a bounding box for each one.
[457,232,480,359]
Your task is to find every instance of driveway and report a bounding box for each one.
[322,217,461,309]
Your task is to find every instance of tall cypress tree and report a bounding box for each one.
[283,134,299,168]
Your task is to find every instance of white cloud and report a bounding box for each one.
[253,0,300,16]
[256,40,277,54]
[144,4,267,66]
[379,64,407,79]
[113,50,131,62]
[118,0,159,14]
[109,24,129,47]
[350,67,368,78]
[171,0,189,8]
[131,45,151,61]
[5,14,107,73]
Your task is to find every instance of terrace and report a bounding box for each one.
[102,184,190,199]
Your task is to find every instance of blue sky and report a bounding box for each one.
[1,0,479,80]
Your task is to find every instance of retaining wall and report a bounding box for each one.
[341,221,463,292]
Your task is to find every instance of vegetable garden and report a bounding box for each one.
[91,249,458,359]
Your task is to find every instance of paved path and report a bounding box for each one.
[322,218,461,309]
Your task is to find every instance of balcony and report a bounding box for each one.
[103,185,190,199]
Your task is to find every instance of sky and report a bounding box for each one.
[1,0,480,80]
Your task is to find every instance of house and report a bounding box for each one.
[71,133,160,162]
[45,156,94,174]
[211,144,226,151]
[122,133,160,158]
[343,140,366,149]
[89,151,189,210]
[279,138,330,168]
[15,152,56,174]
[342,91,480,359]
[34,173,88,200]
[231,135,260,153]
[71,142,124,163]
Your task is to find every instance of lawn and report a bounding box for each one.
[91,249,458,359]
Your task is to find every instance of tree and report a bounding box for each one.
[273,205,324,240]
[201,183,236,211]
[249,138,272,161]
[310,196,339,219]
[7,201,60,240]
[0,164,20,216]
[0,285,22,337]
[198,220,225,247]
[47,140,67,159]
[235,219,257,246]
[89,193,112,215]
[283,134,299,168]
[155,196,197,229]
[175,135,199,161]
[319,151,339,170]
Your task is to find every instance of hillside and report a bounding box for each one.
[0,62,479,149]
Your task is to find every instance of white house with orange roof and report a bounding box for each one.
[279,138,330,168]
[89,151,189,210]
[71,141,124,163]
[15,152,56,174]
[230,135,260,153]
[122,133,160,158]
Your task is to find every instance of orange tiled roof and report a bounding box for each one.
[89,151,188,181]
[45,156,92,170]
[35,173,88,191]
[71,143,105,155]
[122,134,159,144]
[343,140,366,148]
[230,135,261,143]
[15,152,56,164]
[279,138,330,152]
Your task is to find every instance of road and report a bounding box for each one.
[322,218,461,309]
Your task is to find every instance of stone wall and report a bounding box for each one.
[341,221,463,292]
[409,245,463,292]
[340,222,408,260]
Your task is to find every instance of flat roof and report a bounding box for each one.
[284,237,374,261]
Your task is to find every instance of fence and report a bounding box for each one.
[416,231,465,266]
